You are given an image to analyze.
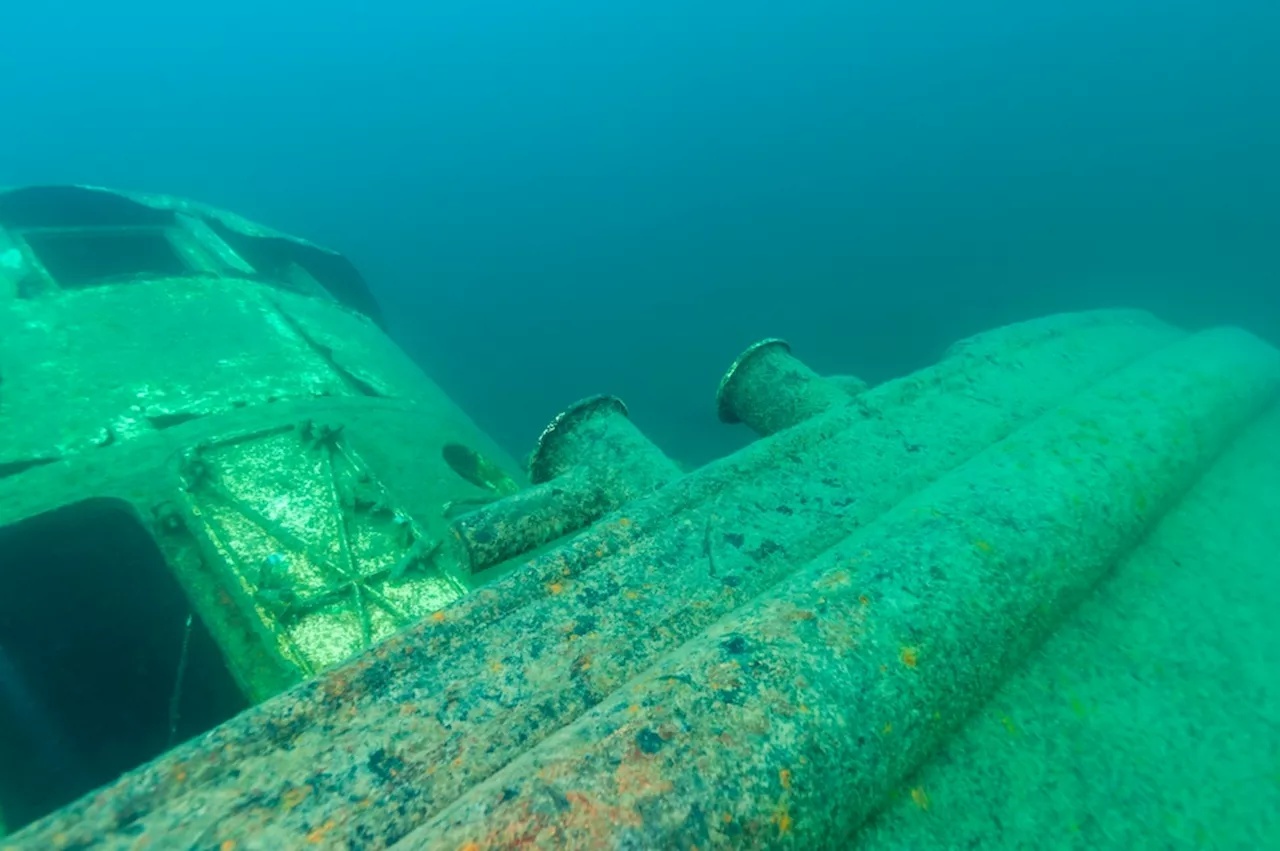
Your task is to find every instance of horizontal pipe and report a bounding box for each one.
[406,326,1280,848]
[22,309,1193,850]
[450,396,682,573]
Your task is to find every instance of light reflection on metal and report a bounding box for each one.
[173,422,465,679]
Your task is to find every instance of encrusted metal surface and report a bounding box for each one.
[0,186,529,834]
[527,395,630,484]
[714,337,790,424]
[175,423,466,686]
[19,309,1270,850]
[715,336,853,436]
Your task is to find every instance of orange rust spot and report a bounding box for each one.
[858,594,871,606]
[900,646,919,668]
[173,769,188,783]
[548,582,564,594]
[779,768,792,789]
[821,569,850,587]
[489,660,504,674]
[911,786,930,810]
[618,517,631,527]
[460,843,482,851]
[722,812,733,823]
[220,842,237,851]
[452,757,464,768]
[306,819,337,843]
[594,548,605,557]
[773,807,792,835]
[623,589,640,600]
[281,784,312,810]
[628,703,640,713]
[399,703,417,716]
[431,610,447,623]
[614,760,675,797]
[974,540,993,553]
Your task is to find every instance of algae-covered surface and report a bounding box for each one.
[4,311,1278,850]
[859,401,1280,850]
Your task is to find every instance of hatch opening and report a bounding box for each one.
[20,228,189,290]
[0,498,247,834]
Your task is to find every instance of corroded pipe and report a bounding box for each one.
[716,338,857,435]
[450,395,681,574]
[526,394,680,491]
[22,310,1221,851]
[407,325,1280,849]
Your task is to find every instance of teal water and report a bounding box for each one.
[0,2,1276,464]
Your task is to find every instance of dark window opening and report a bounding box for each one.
[22,229,188,290]
[205,220,386,328]
[0,499,248,834]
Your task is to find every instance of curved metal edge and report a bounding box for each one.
[527,394,630,484]
[713,338,792,424]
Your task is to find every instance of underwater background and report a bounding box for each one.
[0,0,1276,464]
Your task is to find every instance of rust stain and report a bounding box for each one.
[305,819,338,843]
[615,760,675,797]
[431,611,447,623]
[900,646,919,668]
[779,768,792,790]
[772,805,792,835]
[219,842,237,851]
[281,784,312,810]
[974,540,993,553]
[548,582,564,594]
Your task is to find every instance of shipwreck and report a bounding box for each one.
[0,185,1276,849]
